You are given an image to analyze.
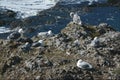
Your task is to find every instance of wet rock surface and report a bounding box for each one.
[0,21,120,79]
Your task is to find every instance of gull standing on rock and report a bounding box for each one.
[7,28,24,40]
[73,39,80,46]
[47,30,53,36]
[37,30,53,37]
[32,40,44,47]
[21,42,32,52]
[90,37,100,47]
[77,59,93,69]
[70,12,82,25]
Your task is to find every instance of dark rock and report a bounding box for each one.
[0,20,6,26]
[0,9,17,26]
[16,38,26,43]
[62,74,74,80]
[59,59,70,65]
[10,20,23,29]
[107,0,120,6]
[17,38,33,43]
[44,60,53,67]
[97,28,106,35]
[27,27,36,33]
[1,56,22,75]
[97,23,115,33]
[8,42,21,49]
[6,10,16,17]
[25,38,33,43]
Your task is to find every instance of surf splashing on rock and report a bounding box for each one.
[0,0,58,18]
[0,0,107,18]
[0,27,12,34]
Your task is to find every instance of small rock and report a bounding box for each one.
[27,27,36,33]
[59,59,70,65]
[55,39,61,47]
[25,61,33,71]
[1,56,22,74]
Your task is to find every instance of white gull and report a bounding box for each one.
[90,37,100,47]
[32,40,44,47]
[77,59,92,69]
[7,28,24,40]
[70,12,82,25]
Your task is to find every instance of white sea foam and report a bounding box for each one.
[0,0,58,18]
[0,27,12,34]
[0,0,107,18]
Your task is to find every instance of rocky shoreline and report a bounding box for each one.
[0,21,120,79]
[0,1,120,79]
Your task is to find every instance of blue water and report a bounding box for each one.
[81,7,120,31]
[0,6,120,39]
[39,6,120,34]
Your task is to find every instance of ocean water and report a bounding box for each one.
[0,0,120,37]
[0,0,58,18]
[0,0,107,18]
[0,27,12,33]
[81,7,120,31]
[59,0,107,5]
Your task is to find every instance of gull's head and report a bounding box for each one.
[18,28,24,33]
[48,30,52,35]
[94,37,98,40]
[74,39,79,43]
[38,40,43,43]
[78,59,83,63]
[77,59,83,67]
[70,12,74,18]
[25,42,29,45]
[74,12,78,17]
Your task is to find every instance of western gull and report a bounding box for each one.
[73,39,80,46]
[77,59,93,69]
[21,42,31,51]
[7,28,24,40]
[32,40,44,47]
[70,12,82,25]
[47,30,53,36]
[90,37,100,47]
[37,30,53,37]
